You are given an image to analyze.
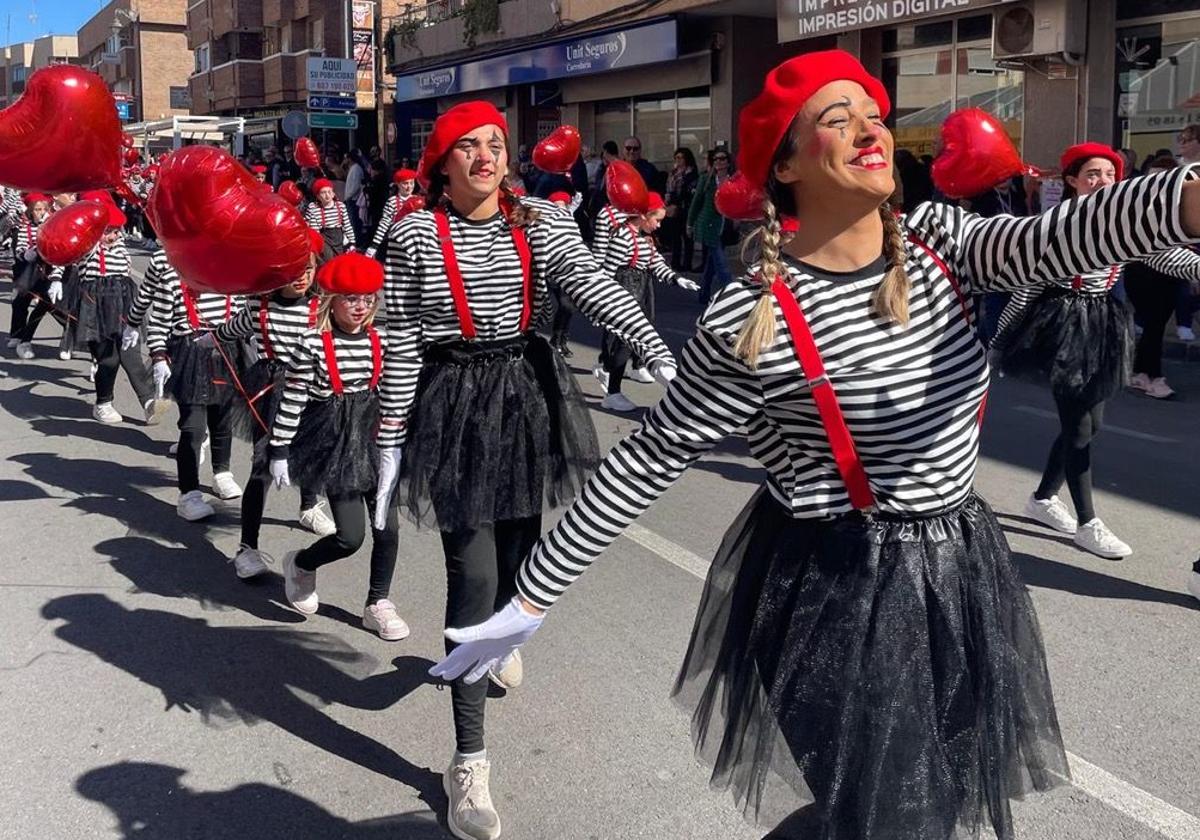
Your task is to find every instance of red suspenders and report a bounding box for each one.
[1071,265,1120,291]
[625,223,640,267]
[258,296,318,359]
[321,325,382,395]
[433,208,533,339]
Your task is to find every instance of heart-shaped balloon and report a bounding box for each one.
[714,173,767,221]
[932,108,1039,200]
[295,137,320,170]
[37,200,109,266]
[395,195,425,221]
[123,147,141,166]
[121,133,135,149]
[605,160,649,215]
[0,65,122,193]
[147,145,313,295]
[277,180,303,205]
[532,125,581,175]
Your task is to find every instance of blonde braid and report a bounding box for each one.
[733,196,783,367]
[499,178,540,228]
[872,203,911,326]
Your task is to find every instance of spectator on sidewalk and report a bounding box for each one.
[687,147,734,307]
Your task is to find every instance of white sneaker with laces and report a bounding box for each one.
[1074,518,1132,559]
[592,363,609,391]
[299,502,337,536]
[601,392,637,412]
[15,341,33,359]
[231,546,271,579]
[92,402,123,424]
[143,397,170,425]
[283,551,319,614]
[1024,494,1076,535]
[1144,377,1175,399]
[444,758,501,840]
[488,649,523,690]
[212,471,243,500]
[1178,325,1196,341]
[1128,372,1151,392]
[176,489,215,522]
[363,599,410,641]
[628,365,655,384]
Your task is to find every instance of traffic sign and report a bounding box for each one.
[308,94,356,111]
[282,110,310,139]
[308,112,359,130]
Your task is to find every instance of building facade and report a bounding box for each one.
[76,0,193,125]
[0,35,80,109]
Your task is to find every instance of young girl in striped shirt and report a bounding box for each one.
[9,193,58,359]
[304,178,355,258]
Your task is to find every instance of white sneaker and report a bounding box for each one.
[1024,494,1077,535]
[363,599,410,641]
[211,471,243,500]
[282,551,319,614]
[1144,377,1175,399]
[1128,372,1151,392]
[15,341,33,359]
[592,363,609,391]
[92,402,123,424]
[5,337,18,349]
[176,489,214,522]
[231,546,271,579]
[444,757,501,840]
[1178,325,1196,342]
[488,649,523,690]
[299,502,337,536]
[601,392,637,412]
[1074,518,1132,559]
[57,349,71,361]
[628,365,654,384]
[1188,568,1200,604]
[143,397,170,425]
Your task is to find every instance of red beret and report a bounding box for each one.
[307,228,324,255]
[737,50,890,189]
[252,165,267,174]
[646,192,665,212]
[313,178,334,193]
[79,189,115,205]
[393,168,418,184]
[547,191,571,205]
[316,252,384,295]
[418,101,508,185]
[1060,142,1123,181]
[24,192,51,204]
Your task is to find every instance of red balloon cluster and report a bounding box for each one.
[37,200,109,266]
[147,145,313,295]
[605,161,649,215]
[277,180,303,205]
[532,126,581,175]
[294,137,321,170]
[714,173,767,222]
[932,108,1040,200]
[0,64,123,193]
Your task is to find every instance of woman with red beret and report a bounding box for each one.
[304,178,355,258]
[992,142,1200,559]
[268,253,407,642]
[374,100,674,840]
[365,167,419,261]
[433,51,1200,839]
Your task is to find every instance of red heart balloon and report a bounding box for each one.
[932,108,1038,200]
[0,65,122,193]
[714,173,766,222]
[399,195,425,218]
[146,146,312,295]
[37,200,109,266]
[532,125,582,175]
[121,133,135,149]
[605,160,649,215]
[123,147,141,166]
[294,137,320,170]
[277,180,303,205]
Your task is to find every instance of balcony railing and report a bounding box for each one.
[389,0,469,29]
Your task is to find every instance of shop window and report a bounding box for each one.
[594,98,633,153]
[635,94,676,171]
[592,90,711,176]
[675,88,711,166]
[1115,16,1200,168]
[411,117,435,162]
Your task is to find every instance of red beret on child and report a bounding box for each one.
[316,252,384,295]
[1060,142,1124,181]
[418,101,509,186]
[393,168,418,183]
[312,178,334,194]
[548,191,571,205]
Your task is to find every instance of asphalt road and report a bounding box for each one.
[0,250,1197,840]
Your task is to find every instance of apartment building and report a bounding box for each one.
[0,35,81,109]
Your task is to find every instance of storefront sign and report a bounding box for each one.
[352,0,377,110]
[169,86,192,110]
[307,57,357,94]
[395,19,677,101]
[777,0,1010,43]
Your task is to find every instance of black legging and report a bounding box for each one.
[176,402,234,493]
[441,515,541,754]
[240,423,320,549]
[89,338,155,407]
[1034,395,1104,524]
[293,493,400,606]
[1124,263,1179,380]
[600,330,630,396]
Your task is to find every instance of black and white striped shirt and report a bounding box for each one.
[268,325,387,455]
[133,250,246,354]
[2,187,24,220]
[516,166,1200,609]
[591,205,628,259]
[216,291,319,367]
[79,240,132,281]
[603,222,685,286]
[377,197,674,447]
[12,213,40,257]
[304,200,354,243]
[366,195,399,257]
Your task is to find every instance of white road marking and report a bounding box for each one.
[1014,405,1179,444]
[622,524,1200,840]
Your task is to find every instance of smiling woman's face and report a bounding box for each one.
[442,123,508,201]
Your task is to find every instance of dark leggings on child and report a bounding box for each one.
[240,477,320,548]
[600,330,630,396]
[89,338,155,406]
[1035,395,1104,524]
[176,402,233,492]
[294,493,400,605]
[1124,266,1178,380]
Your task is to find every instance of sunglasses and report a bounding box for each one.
[713,154,729,161]
[625,145,641,151]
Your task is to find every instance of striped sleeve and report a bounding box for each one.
[601,223,635,275]
[909,166,1200,294]
[591,208,615,259]
[645,238,683,286]
[1142,246,1200,282]
[377,223,425,448]
[516,301,764,609]
[990,287,1035,351]
[215,298,258,344]
[128,252,173,329]
[267,332,318,456]
[366,196,397,256]
[139,255,179,354]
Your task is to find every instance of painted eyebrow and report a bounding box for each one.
[816,98,853,121]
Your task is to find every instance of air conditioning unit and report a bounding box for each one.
[992,0,1084,61]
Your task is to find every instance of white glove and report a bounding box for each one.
[677,277,700,292]
[47,280,62,304]
[193,331,216,350]
[121,325,140,351]
[364,247,376,259]
[22,247,37,263]
[373,446,402,530]
[429,596,545,685]
[651,361,678,388]
[270,458,291,488]
[152,360,171,392]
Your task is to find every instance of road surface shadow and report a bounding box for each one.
[1010,551,1199,610]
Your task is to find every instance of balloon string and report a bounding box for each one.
[207,333,269,434]
[13,287,78,323]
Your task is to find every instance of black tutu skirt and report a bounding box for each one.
[287,389,380,497]
[232,357,286,445]
[12,257,46,294]
[602,267,654,363]
[673,488,1067,840]
[57,266,83,351]
[999,287,1132,407]
[400,333,600,532]
[70,275,136,349]
[166,333,252,407]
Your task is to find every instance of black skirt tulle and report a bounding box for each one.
[999,287,1133,407]
[166,333,252,407]
[231,357,285,445]
[400,333,600,532]
[287,389,379,497]
[601,267,655,363]
[673,488,1067,840]
[70,275,135,348]
[57,266,83,352]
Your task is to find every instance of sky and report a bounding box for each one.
[0,0,98,45]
